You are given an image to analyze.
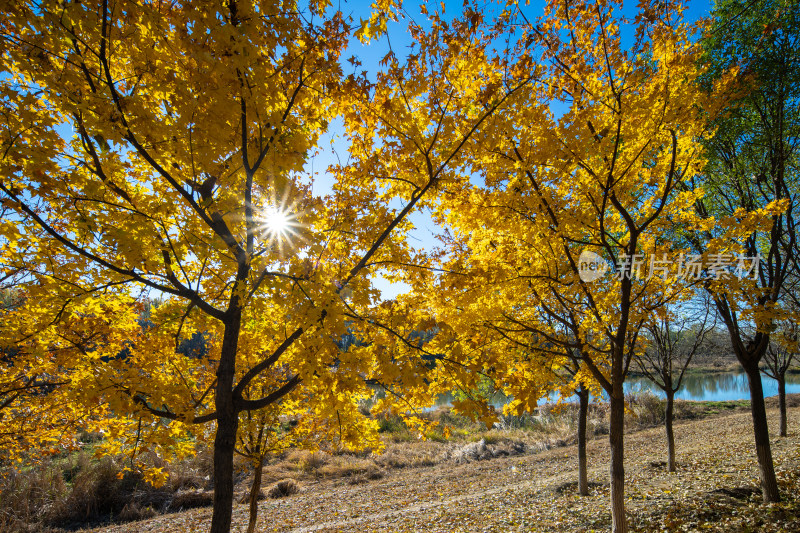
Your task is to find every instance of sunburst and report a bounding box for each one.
[260,205,292,240]
[255,196,303,256]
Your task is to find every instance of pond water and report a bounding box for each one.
[625,371,800,402]
[431,371,800,409]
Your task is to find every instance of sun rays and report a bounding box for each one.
[254,189,305,256]
[260,205,293,240]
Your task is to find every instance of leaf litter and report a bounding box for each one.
[85,405,800,532]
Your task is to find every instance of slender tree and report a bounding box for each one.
[762,321,797,437]
[635,298,715,471]
[560,355,594,496]
[695,0,800,502]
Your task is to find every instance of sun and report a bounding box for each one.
[263,206,290,236]
[257,203,299,250]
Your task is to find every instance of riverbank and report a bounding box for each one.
[628,363,800,378]
[79,396,800,532]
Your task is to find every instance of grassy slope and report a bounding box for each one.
[84,397,800,533]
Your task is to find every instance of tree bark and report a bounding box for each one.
[609,390,627,533]
[778,375,787,437]
[246,455,265,533]
[210,316,242,533]
[665,389,676,472]
[577,386,589,496]
[745,364,781,502]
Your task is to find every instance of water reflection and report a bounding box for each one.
[429,372,800,410]
[625,371,800,402]
[431,390,510,409]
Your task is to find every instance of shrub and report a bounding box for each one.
[267,479,299,498]
[0,462,66,527]
[591,418,610,435]
[286,450,328,474]
[626,391,665,428]
[169,489,214,510]
[53,456,126,522]
[0,452,180,531]
[347,465,384,485]
[431,407,481,430]
[118,502,157,522]
[376,413,407,434]
[673,400,700,420]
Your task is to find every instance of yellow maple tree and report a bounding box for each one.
[423,1,737,531]
[0,1,531,530]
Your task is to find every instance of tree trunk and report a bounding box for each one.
[778,375,787,437]
[210,316,242,533]
[246,455,265,533]
[665,390,676,472]
[745,364,781,502]
[577,386,589,496]
[609,390,627,533]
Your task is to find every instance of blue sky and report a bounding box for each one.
[308,0,716,299]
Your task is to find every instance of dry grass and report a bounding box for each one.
[373,441,445,469]
[626,390,666,427]
[267,479,299,499]
[117,503,156,523]
[0,449,217,532]
[0,462,67,531]
[0,392,772,532]
[84,402,800,533]
[234,394,749,507]
[169,490,214,511]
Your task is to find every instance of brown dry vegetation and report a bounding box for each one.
[3,394,798,532]
[77,397,800,532]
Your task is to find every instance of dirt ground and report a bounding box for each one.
[85,402,800,532]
